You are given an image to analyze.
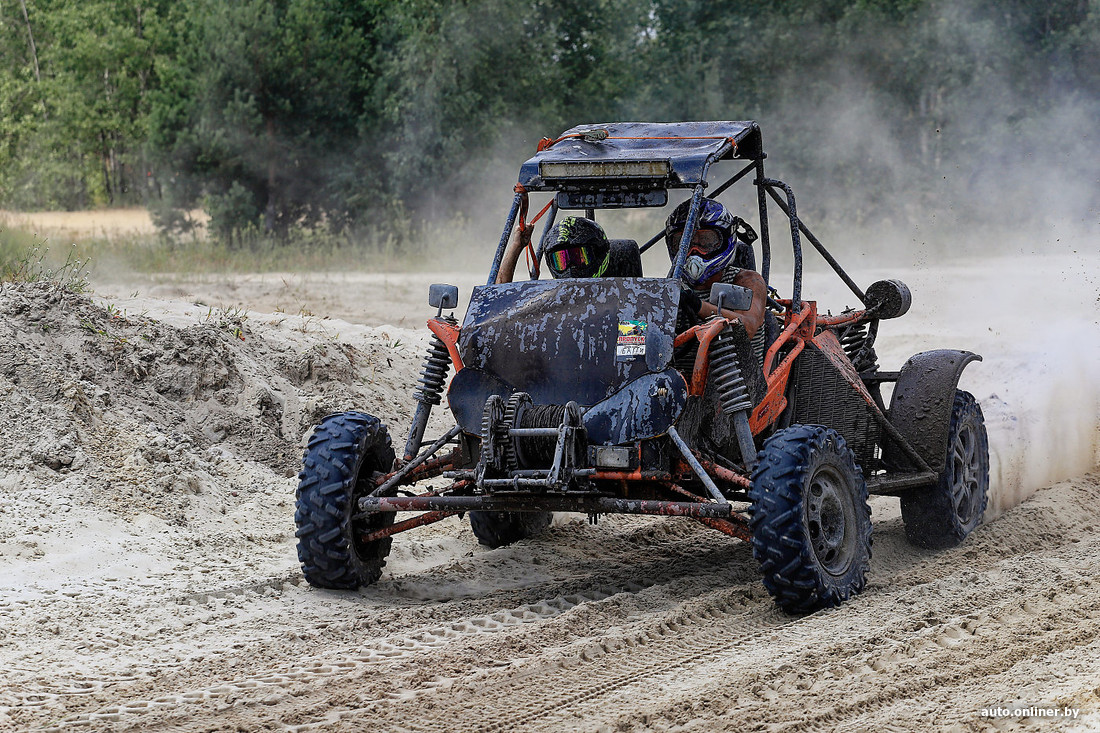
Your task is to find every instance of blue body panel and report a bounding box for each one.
[518,121,762,191]
[448,277,688,445]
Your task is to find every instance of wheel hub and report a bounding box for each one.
[804,466,857,576]
[950,420,982,525]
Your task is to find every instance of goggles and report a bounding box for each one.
[671,227,725,255]
[547,245,591,273]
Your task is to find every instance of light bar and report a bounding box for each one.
[540,159,671,179]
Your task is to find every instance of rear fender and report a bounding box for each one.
[883,350,981,473]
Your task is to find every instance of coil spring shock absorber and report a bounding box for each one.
[414,332,452,406]
[710,324,758,470]
[402,315,456,460]
[839,320,880,373]
[839,318,885,413]
[711,328,752,414]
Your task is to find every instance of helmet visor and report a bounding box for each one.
[547,245,591,274]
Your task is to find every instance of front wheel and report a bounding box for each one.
[295,411,396,589]
[901,390,989,549]
[749,425,872,613]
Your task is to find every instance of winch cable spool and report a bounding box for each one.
[514,402,572,468]
[480,395,506,475]
[709,322,758,470]
[474,391,588,474]
[502,392,530,469]
[480,393,585,474]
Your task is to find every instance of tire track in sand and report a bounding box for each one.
[32,580,647,731]
[281,479,1100,731]
[29,475,1100,731]
[15,518,737,729]
[308,544,1100,733]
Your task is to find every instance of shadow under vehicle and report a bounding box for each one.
[294,121,989,613]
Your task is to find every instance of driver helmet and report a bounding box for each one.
[545,216,611,279]
[664,197,741,286]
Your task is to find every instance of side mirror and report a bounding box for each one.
[865,279,911,319]
[428,283,459,310]
[708,282,753,312]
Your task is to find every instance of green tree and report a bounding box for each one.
[368,0,650,219]
[148,0,377,239]
[1,0,1096,234]
[0,0,165,209]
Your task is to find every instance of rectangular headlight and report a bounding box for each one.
[540,160,671,179]
[594,446,632,469]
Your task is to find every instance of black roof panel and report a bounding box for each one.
[517,121,761,190]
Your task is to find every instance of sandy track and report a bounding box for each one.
[3,249,1100,732]
[12,477,1100,732]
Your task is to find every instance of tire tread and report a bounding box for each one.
[901,390,989,549]
[748,424,872,613]
[294,412,395,589]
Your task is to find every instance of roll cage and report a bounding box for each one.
[488,120,869,315]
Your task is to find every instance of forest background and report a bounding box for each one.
[0,0,1096,254]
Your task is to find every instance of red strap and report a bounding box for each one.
[513,184,529,233]
[529,198,554,226]
[524,199,554,278]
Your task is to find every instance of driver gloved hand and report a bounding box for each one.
[679,285,703,316]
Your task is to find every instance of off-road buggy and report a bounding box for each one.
[295,121,989,613]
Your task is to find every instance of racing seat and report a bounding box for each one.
[605,239,643,277]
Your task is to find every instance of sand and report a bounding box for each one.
[1,246,1098,732]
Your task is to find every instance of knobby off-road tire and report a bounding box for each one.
[749,424,872,613]
[295,412,396,589]
[469,511,552,549]
[901,390,989,549]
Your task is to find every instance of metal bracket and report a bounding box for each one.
[666,426,728,505]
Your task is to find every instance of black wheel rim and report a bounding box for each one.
[950,418,983,527]
[803,465,858,576]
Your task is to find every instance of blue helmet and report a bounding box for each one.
[665,198,748,286]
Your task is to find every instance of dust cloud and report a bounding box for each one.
[859,247,1100,517]
[974,293,1100,515]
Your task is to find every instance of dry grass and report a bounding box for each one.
[0,207,481,282]
[0,208,211,239]
[0,208,154,238]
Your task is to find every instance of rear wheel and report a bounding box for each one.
[469,511,552,549]
[295,412,396,589]
[749,424,872,613]
[901,390,989,549]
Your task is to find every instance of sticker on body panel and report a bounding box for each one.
[617,320,647,359]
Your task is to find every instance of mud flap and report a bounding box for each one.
[882,350,981,474]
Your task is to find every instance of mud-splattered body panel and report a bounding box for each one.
[458,278,680,406]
